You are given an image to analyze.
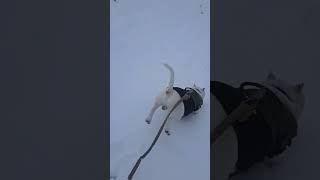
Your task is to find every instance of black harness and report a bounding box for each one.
[211,81,297,171]
[173,87,203,116]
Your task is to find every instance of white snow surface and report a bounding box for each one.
[110,0,210,180]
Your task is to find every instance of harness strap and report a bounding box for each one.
[185,87,203,111]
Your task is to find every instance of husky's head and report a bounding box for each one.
[262,72,305,120]
[192,84,206,99]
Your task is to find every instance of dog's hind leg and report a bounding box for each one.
[145,102,161,124]
[164,103,184,135]
[164,115,174,135]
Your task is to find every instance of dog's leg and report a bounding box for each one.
[164,116,172,136]
[164,103,184,136]
[145,102,161,124]
[164,108,175,135]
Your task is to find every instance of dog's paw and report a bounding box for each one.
[145,119,151,124]
[165,130,171,136]
[161,106,168,110]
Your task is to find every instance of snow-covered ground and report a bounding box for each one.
[110,0,210,180]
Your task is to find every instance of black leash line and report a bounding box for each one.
[128,90,193,180]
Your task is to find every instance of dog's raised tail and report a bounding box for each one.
[163,63,174,92]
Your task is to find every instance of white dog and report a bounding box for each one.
[211,72,305,180]
[145,64,206,135]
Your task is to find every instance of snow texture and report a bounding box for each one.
[110,0,210,180]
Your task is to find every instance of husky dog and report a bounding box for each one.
[145,64,206,135]
[211,72,305,180]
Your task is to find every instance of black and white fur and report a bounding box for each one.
[145,64,206,135]
[211,72,305,180]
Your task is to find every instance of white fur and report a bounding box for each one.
[145,64,205,135]
[211,72,305,180]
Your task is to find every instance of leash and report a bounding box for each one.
[128,89,194,180]
[211,88,266,144]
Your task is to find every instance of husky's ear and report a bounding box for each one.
[295,83,304,92]
[193,83,196,87]
[267,71,276,80]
